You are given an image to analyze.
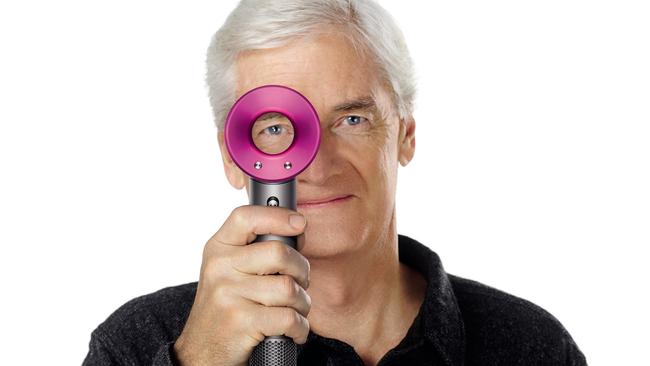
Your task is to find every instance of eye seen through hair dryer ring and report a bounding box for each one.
[251,112,295,155]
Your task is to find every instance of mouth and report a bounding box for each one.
[297,195,353,209]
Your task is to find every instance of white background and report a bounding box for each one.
[0,1,648,365]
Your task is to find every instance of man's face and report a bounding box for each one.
[219,30,415,258]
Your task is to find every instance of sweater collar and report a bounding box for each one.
[398,234,465,366]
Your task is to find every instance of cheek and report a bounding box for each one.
[349,136,398,196]
[334,121,400,196]
[365,127,400,180]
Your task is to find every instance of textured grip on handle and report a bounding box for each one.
[249,336,297,366]
[248,178,298,366]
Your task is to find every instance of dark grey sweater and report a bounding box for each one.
[82,235,587,365]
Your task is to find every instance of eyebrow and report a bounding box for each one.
[332,96,377,113]
[255,112,287,121]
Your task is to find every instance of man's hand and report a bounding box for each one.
[173,205,311,366]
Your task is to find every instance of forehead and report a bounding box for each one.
[235,31,382,109]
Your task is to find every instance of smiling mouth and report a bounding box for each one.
[297,195,353,209]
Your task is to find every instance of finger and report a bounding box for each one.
[251,305,310,345]
[233,274,311,317]
[231,241,310,289]
[212,205,306,246]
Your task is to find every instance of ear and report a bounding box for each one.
[217,131,247,190]
[397,115,416,167]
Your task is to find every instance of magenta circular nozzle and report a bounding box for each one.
[224,85,321,183]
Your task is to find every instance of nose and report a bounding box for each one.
[297,130,339,186]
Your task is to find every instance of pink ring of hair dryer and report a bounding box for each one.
[224,85,321,183]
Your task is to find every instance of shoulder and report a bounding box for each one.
[86,282,197,365]
[449,274,566,334]
[448,275,586,365]
[95,281,197,339]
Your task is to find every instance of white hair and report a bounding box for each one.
[205,0,417,131]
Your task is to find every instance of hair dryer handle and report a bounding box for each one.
[248,178,298,366]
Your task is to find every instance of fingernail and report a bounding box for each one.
[289,214,306,229]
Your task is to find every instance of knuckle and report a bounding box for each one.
[304,292,312,312]
[302,258,311,288]
[230,205,251,226]
[202,238,220,259]
[202,257,221,279]
[279,275,298,298]
[304,256,311,273]
[213,281,233,303]
[205,278,238,310]
[202,256,228,281]
[297,320,310,343]
[202,241,212,258]
[282,308,300,329]
[227,307,249,329]
[270,242,290,263]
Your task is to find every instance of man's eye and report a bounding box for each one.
[264,125,283,135]
[344,115,366,126]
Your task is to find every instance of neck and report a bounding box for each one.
[308,233,398,321]
[305,216,427,364]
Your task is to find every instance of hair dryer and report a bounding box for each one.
[224,84,321,366]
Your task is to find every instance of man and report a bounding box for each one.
[83,1,587,365]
